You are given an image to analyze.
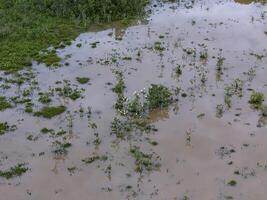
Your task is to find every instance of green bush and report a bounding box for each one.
[249,91,265,109]
[147,84,172,109]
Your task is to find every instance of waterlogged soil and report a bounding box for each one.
[1,0,267,199]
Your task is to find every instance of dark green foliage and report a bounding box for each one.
[0,164,28,179]
[249,91,265,109]
[0,96,11,111]
[38,92,52,104]
[154,41,165,52]
[34,105,66,118]
[56,83,82,100]
[53,140,72,155]
[112,71,125,95]
[130,146,160,173]
[76,77,90,84]
[82,155,108,164]
[228,180,237,186]
[0,122,16,135]
[147,84,172,109]
[111,117,153,139]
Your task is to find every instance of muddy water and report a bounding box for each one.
[0,0,267,199]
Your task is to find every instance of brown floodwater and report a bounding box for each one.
[0,0,267,199]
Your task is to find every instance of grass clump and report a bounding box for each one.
[130,146,160,173]
[154,41,165,52]
[0,164,28,179]
[34,105,66,118]
[227,180,237,186]
[112,71,127,111]
[147,84,172,110]
[0,96,12,111]
[82,155,108,164]
[76,77,90,84]
[35,50,61,66]
[53,141,72,155]
[112,71,126,95]
[249,91,265,109]
[175,65,182,77]
[38,92,52,104]
[0,122,16,135]
[56,82,82,100]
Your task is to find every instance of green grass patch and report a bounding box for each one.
[76,77,90,84]
[0,164,28,179]
[147,84,172,110]
[249,91,265,109]
[130,146,160,173]
[0,96,12,111]
[34,105,66,118]
[0,122,16,135]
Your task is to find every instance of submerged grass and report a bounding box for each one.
[249,91,265,109]
[0,122,16,135]
[130,146,160,173]
[34,105,66,118]
[0,96,11,111]
[0,164,28,179]
[147,84,172,110]
[0,0,149,71]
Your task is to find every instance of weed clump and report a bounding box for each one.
[154,41,165,52]
[56,82,82,100]
[76,77,90,84]
[112,71,126,95]
[0,96,12,111]
[35,51,61,66]
[0,122,17,135]
[147,84,172,110]
[112,71,126,111]
[249,91,265,109]
[34,105,66,118]
[175,65,182,77]
[130,146,160,173]
[82,155,108,164]
[0,164,28,179]
[53,141,72,155]
[38,92,52,104]
[227,180,237,186]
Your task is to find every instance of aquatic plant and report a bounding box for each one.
[175,65,182,76]
[38,92,52,104]
[146,84,172,110]
[0,122,17,135]
[130,146,160,173]
[34,105,66,118]
[249,91,265,109]
[53,140,72,155]
[0,164,28,179]
[82,155,108,164]
[76,77,90,84]
[112,71,125,95]
[154,41,165,52]
[0,96,11,111]
[56,82,82,100]
[227,180,237,186]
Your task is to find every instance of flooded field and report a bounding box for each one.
[0,0,267,199]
